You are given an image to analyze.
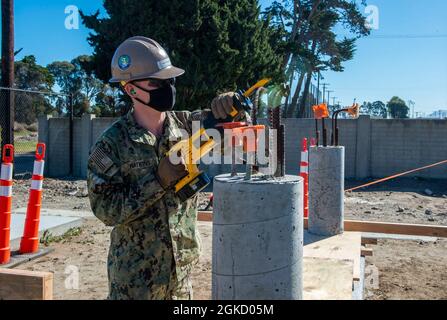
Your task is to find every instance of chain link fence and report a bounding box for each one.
[0,87,72,178]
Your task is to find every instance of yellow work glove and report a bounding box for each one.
[211,92,235,119]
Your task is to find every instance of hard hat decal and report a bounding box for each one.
[157,58,172,70]
[118,55,132,70]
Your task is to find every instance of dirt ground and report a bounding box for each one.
[10,177,447,300]
[365,238,447,300]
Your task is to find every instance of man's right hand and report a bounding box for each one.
[156,156,189,189]
[211,92,235,119]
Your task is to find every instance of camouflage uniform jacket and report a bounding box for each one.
[87,109,205,299]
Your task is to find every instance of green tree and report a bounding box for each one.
[81,0,282,111]
[13,56,55,124]
[360,100,387,118]
[47,55,103,116]
[264,0,370,118]
[92,84,126,117]
[360,101,371,114]
[387,96,409,119]
[15,55,54,91]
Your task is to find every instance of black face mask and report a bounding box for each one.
[132,81,176,112]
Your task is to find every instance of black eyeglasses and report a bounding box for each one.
[147,78,176,87]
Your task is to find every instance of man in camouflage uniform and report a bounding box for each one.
[87,36,245,300]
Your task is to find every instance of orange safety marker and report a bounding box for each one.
[0,145,14,264]
[19,143,46,254]
[300,139,309,218]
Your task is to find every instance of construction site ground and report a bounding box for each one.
[10,177,447,300]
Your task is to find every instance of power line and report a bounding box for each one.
[368,34,447,39]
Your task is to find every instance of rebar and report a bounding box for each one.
[322,117,327,147]
[270,106,285,177]
[278,124,285,176]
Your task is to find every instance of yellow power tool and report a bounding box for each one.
[171,78,272,202]
[168,128,217,202]
[228,78,272,118]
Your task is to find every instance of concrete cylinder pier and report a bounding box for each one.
[308,146,345,236]
[212,174,303,300]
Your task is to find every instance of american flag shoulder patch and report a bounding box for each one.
[90,145,115,174]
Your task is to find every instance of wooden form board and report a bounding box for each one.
[304,230,362,281]
[303,257,353,300]
[0,268,53,300]
[342,219,447,238]
[198,211,213,222]
[361,238,378,245]
[198,211,447,238]
[361,247,374,257]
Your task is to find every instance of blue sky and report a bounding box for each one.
[6,0,447,114]
[322,0,447,115]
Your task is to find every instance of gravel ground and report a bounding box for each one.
[345,178,447,225]
[11,177,447,300]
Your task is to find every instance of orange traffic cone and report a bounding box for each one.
[300,138,309,218]
[0,145,14,264]
[19,143,46,254]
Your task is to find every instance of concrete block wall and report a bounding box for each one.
[283,118,358,178]
[38,115,116,178]
[47,118,70,177]
[92,118,116,143]
[38,115,447,179]
[340,119,359,178]
[370,119,447,179]
[284,118,315,175]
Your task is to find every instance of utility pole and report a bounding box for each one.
[332,97,337,108]
[327,90,333,109]
[316,73,321,104]
[1,0,14,149]
[322,83,329,104]
[408,100,415,118]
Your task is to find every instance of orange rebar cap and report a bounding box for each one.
[312,103,329,119]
